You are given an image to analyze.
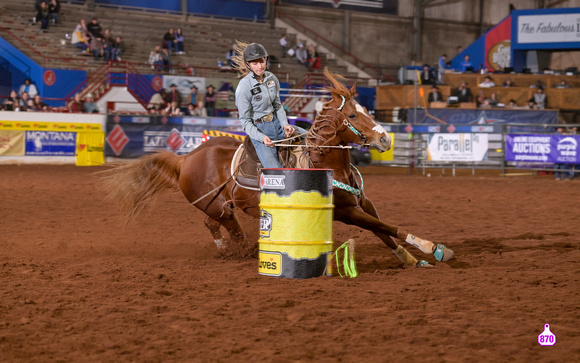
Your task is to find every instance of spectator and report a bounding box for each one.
[454,81,474,103]
[47,0,60,25]
[83,93,98,113]
[102,28,113,44]
[3,90,20,111]
[175,28,185,54]
[420,64,436,86]
[554,126,571,180]
[111,36,125,61]
[307,44,321,69]
[90,36,104,61]
[314,96,326,119]
[279,34,288,58]
[159,47,171,72]
[487,92,499,107]
[71,19,89,52]
[226,44,236,67]
[86,17,103,40]
[502,79,514,87]
[165,83,182,106]
[70,93,84,113]
[19,92,31,111]
[164,101,182,116]
[437,54,448,84]
[18,79,38,98]
[204,85,217,117]
[101,37,112,62]
[33,95,49,111]
[148,45,163,70]
[427,85,443,103]
[147,89,167,113]
[26,98,38,112]
[524,100,537,109]
[186,85,198,106]
[295,43,309,68]
[479,76,495,88]
[476,90,487,107]
[36,1,50,30]
[163,28,177,54]
[506,99,517,108]
[531,87,547,109]
[460,55,473,73]
[186,101,207,117]
[554,79,571,89]
[531,80,544,89]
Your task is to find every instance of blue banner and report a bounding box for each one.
[408,109,558,126]
[25,131,76,156]
[505,134,580,164]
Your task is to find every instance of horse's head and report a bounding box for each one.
[321,68,391,152]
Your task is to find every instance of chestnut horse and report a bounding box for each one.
[103,69,453,267]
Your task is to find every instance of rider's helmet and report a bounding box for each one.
[243,43,268,63]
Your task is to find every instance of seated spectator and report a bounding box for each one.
[70,93,84,113]
[454,81,474,103]
[83,93,98,113]
[159,47,171,72]
[186,101,207,117]
[3,90,20,111]
[71,19,89,52]
[487,92,499,107]
[295,43,309,68]
[307,44,321,69]
[420,64,436,86]
[90,37,104,61]
[476,90,487,107]
[111,36,125,61]
[554,79,571,89]
[48,0,60,25]
[101,37,112,62]
[460,55,473,73]
[506,99,517,108]
[427,85,443,103]
[36,1,50,30]
[33,95,49,111]
[165,84,182,106]
[147,89,167,113]
[524,100,537,109]
[186,85,198,105]
[86,17,103,40]
[19,92,31,111]
[148,46,163,70]
[102,28,113,44]
[26,99,38,112]
[164,101,182,116]
[163,28,177,54]
[502,79,514,87]
[175,28,185,54]
[530,87,547,109]
[479,76,495,88]
[226,44,236,67]
[18,78,38,98]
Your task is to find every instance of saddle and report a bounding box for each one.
[231,133,309,190]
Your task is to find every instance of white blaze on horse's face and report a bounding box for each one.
[354,102,391,152]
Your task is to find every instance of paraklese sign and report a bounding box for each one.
[505,134,579,163]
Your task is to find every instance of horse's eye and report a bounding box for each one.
[349,113,356,119]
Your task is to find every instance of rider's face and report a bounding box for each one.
[248,58,266,77]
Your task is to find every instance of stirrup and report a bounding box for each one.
[433,244,454,262]
[416,260,431,267]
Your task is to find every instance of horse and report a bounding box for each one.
[102,68,453,267]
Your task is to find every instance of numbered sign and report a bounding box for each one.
[537,324,556,346]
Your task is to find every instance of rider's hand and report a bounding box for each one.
[263,136,274,147]
[283,125,295,137]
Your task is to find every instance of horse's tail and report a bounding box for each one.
[100,151,185,225]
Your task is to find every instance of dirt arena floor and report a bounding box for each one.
[1,164,578,362]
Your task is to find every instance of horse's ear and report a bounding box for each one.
[349,82,357,97]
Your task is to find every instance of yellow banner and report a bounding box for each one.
[370,132,395,161]
[76,132,105,166]
[0,130,25,156]
[0,121,102,132]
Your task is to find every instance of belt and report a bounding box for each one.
[255,113,274,123]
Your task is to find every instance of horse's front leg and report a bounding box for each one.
[359,197,454,263]
[334,204,429,267]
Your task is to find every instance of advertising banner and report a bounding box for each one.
[76,132,105,166]
[505,134,580,164]
[485,16,511,71]
[407,109,558,125]
[25,131,76,156]
[517,13,580,44]
[0,120,102,131]
[427,133,489,162]
[0,130,25,156]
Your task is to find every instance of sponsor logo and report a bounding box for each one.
[259,210,273,238]
[258,251,281,276]
[260,175,285,189]
[487,40,511,71]
[106,125,129,156]
[166,129,185,151]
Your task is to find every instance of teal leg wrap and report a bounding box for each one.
[433,244,454,262]
[416,260,431,267]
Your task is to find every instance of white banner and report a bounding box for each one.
[427,133,489,162]
[518,14,580,44]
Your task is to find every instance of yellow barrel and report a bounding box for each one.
[258,168,334,279]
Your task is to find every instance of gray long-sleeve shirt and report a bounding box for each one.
[235,71,289,141]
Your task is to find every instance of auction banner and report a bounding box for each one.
[505,134,580,164]
[427,133,489,162]
[0,130,25,156]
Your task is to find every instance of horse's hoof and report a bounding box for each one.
[434,244,454,261]
[416,260,433,268]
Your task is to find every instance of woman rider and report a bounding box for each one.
[234,42,295,168]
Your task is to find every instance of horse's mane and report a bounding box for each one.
[321,68,355,99]
[232,40,251,78]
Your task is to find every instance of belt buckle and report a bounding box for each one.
[263,113,273,122]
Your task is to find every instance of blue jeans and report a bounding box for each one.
[554,163,571,180]
[250,116,286,168]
